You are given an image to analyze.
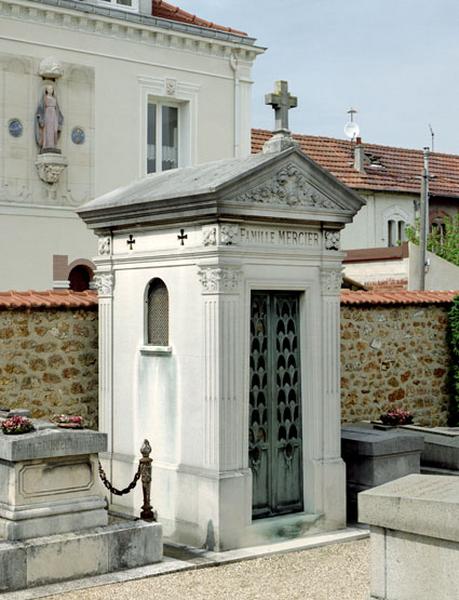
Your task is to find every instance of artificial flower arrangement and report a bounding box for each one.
[52,414,84,429]
[1,415,35,435]
[379,408,414,427]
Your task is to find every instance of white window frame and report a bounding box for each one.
[383,206,410,247]
[138,76,200,178]
[146,100,181,175]
[96,0,139,13]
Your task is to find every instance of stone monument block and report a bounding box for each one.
[0,427,108,540]
[341,424,424,521]
[359,474,459,600]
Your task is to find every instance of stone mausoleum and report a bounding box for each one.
[78,108,364,549]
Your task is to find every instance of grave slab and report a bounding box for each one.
[359,474,459,600]
[0,427,108,540]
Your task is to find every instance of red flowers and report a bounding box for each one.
[1,415,35,435]
[380,408,414,426]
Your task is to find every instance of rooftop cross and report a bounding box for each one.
[265,80,298,133]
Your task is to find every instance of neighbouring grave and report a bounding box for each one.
[0,416,162,592]
[341,424,424,521]
[359,474,459,600]
[401,425,459,475]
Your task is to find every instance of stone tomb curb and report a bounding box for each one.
[4,527,368,599]
[0,520,163,592]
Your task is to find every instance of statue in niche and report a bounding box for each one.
[35,84,64,153]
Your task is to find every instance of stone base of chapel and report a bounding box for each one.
[110,457,347,552]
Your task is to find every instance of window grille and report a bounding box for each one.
[147,279,169,346]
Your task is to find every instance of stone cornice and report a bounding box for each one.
[1,0,263,62]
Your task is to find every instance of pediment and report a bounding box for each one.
[229,161,346,212]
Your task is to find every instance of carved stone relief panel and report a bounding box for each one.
[233,163,343,211]
[324,230,340,251]
[201,224,240,247]
[320,268,343,295]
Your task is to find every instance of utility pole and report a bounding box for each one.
[419,147,430,290]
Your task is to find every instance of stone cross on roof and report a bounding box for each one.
[265,80,298,134]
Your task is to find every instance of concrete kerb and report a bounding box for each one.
[4,527,369,599]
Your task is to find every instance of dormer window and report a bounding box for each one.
[97,0,139,13]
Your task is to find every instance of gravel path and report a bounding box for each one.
[48,539,370,600]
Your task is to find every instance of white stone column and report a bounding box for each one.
[318,257,346,528]
[198,265,244,471]
[197,263,251,549]
[93,236,114,478]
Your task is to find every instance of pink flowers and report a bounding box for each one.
[380,408,414,426]
[1,415,35,435]
[52,414,84,428]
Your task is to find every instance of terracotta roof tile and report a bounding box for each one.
[340,290,459,305]
[252,129,459,198]
[0,291,98,309]
[365,279,408,292]
[153,1,247,36]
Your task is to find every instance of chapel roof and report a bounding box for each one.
[153,1,247,36]
[1,289,457,308]
[252,129,459,198]
[78,145,364,230]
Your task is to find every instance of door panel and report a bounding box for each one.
[249,292,303,519]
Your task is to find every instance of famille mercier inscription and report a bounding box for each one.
[240,226,320,247]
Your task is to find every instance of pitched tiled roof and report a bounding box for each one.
[340,290,459,305]
[0,291,98,309]
[153,1,247,36]
[252,129,459,198]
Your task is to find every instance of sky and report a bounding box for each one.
[175,0,459,154]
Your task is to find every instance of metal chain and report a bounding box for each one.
[98,460,141,496]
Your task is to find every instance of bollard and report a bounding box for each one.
[139,439,156,521]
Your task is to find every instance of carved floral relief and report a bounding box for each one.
[324,230,340,251]
[234,163,341,210]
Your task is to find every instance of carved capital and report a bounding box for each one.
[94,272,114,297]
[324,230,340,251]
[198,266,241,294]
[98,236,111,256]
[320,268,342,295]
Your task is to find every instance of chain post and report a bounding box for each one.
[139,439,156,521]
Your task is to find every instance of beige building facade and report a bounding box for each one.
[0,0,262,290]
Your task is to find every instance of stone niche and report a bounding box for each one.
[0,52,94,207]
[78,143,365,550]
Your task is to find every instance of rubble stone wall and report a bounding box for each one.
[0,308,98,429]
[341,304,450,426]
[0,303,451,430]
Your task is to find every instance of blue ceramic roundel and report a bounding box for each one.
[71,127,85,145]
[8,119,23,138]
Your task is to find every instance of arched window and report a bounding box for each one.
[146,278,169,346]
[68,265,93,291]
